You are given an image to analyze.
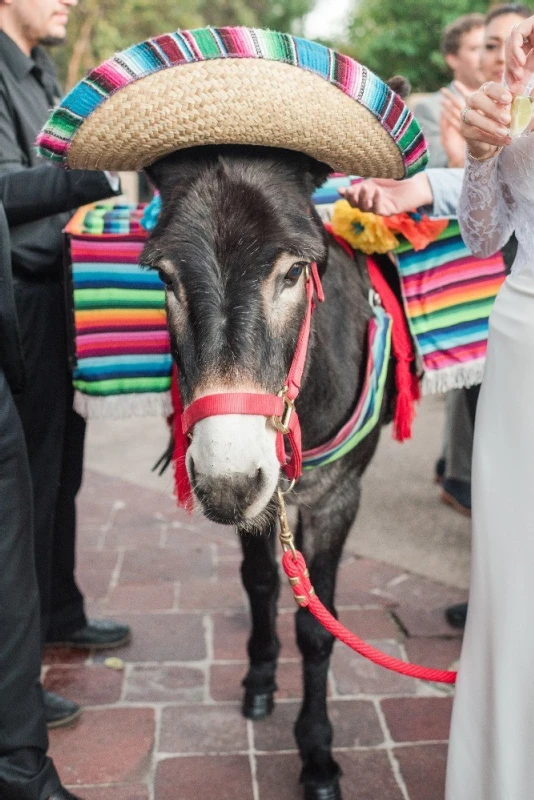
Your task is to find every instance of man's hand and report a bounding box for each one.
[338,173,433,216]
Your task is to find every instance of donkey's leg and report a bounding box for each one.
[294,483,361,800]
[239,522,280,720]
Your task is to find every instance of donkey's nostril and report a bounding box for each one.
[254,468,264,491]
[188,457,196,486]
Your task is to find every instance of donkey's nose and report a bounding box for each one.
[190,461,265,524]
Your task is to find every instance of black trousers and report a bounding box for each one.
[13,279,87,642]
[0,367,60,800]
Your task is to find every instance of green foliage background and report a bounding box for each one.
[345,0,493,92]
[54,0,314,88]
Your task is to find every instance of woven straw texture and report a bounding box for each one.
[69,60,403,175]
[37,26,428,178]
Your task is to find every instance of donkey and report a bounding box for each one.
[143,143,397,800]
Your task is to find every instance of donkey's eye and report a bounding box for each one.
[284,262,307,286]
[157,267,173,286]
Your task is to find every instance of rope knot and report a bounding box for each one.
[282,550,315,607]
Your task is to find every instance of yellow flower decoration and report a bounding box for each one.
[330,200,399,255]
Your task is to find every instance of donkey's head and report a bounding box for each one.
[143,145,330,528]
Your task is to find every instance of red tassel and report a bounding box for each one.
[170,365,194,512]
[365,256,419,442]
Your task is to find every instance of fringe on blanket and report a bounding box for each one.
[74,390,173,420]
[421,359,485,395]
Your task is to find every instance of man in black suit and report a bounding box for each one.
[0,0,130,727]
[0,175,88,800]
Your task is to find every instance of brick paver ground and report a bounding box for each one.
[44,469,467,800]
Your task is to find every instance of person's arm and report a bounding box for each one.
[458,154,515,259]
[0,166,119,226]
[0,80,120,275]
[424,168,463,217]
[457,80,516,257]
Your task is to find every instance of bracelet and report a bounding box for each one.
[466,145,503,162]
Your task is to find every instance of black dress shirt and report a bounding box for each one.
[0,31,119,280]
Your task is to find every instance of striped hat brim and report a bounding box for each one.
[37,27,428,179]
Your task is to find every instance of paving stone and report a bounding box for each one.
[44,665,123,706]
[209,659,302,703]
[335,559,402,607]
[69,784,149,800]
[253,699,384,752]
[255,750,404,800]
[394,743,448,800]
[386,575,467,638]
[49,708,154,786]
[76,525,105,549]
[42,646,88,666]
[215,559,243,581]
[120,547,213,584]
[104,525,164,550]
[94,613,206,663]
[404,637,462,671]
[337,557,407,595]
[393,605,465,638]
[330,640,417,696]
[159,704,248,754]
[381,697,453,742]
[334,750,406,800]
[124,665,205,703]
[106,582,176,612]
[212,613,249,660]
[338,609,403,640]
[155,755,253,800]
[178,578,246,611]
[209,662,247,702]
[76,550,121,599]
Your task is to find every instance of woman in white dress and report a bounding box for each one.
[446,13,534,800]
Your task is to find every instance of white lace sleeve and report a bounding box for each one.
[458,151,516,258]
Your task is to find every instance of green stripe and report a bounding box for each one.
[73,376,171,395]
[408,297,497,335]
[304,320,392,469]
[394,221,460,254]
[191,28,221,58]
[74,288,165,309]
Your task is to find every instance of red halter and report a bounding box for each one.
[175,262,324,507]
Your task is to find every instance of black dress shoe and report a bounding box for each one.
[48,788,84,799]
[47,619,131,650]
[44,690,81,729]
[445,601,468,629]
[48,788,84,800]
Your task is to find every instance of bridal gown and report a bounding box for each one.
[445,137,534,799]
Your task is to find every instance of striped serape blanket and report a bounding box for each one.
[65,194,506,419]
[66,203,173,418]
[393,220,506,393]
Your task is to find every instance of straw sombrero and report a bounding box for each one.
[37,27,428,178]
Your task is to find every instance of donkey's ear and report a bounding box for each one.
[306,157,331,190]
[386,75,411,99]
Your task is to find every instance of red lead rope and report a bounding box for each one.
[281,548,457,684]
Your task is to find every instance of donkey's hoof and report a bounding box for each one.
[242,690,275,720]
[303,779,342,800]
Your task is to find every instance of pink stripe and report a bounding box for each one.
[78,331,168,347]
[401,256,504,293]
[423,341,487,370]
[77,343,170,358]
[403,274,504,304]
[405,140,426,163]
[71,241,145,263]
[93,61,130,89]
